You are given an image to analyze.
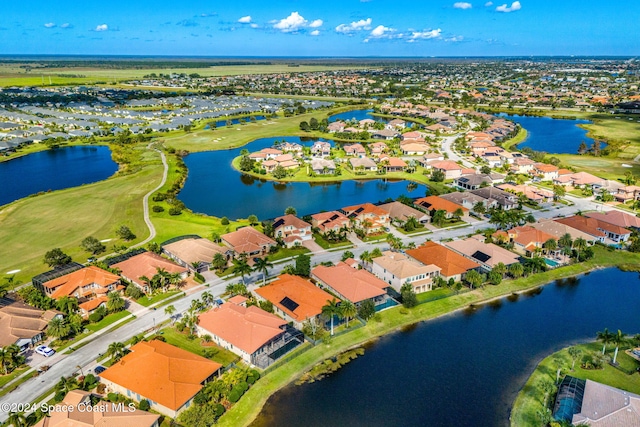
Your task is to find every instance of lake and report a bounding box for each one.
[500,114,596,154]
[329,109,381,123]
[0,145,118,207]
[179,136,427,220]
[253,268,640,427]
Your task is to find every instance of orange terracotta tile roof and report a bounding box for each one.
[78,296,108,313]
[112,252,187,287]
[44,266,120,299]
[406,241,479,277]
[311,262,387,303]
[429,160,462,171]
[221,227,276,254]
[414,196,467,214]
[585,211,640,229]
[197,303,286,355]
[509,226,556,248]
[255,274,337,322]
[100,341,221,411]
[557,215,630,237]
[341,202,388,217]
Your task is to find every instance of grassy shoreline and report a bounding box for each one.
[218,247,640,427]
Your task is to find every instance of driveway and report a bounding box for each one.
[302,239,325,253]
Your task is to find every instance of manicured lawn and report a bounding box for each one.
[510,341,640,427]
[85,310,132,332]
[217,246,640,427]
[502,127,528,150]
[0,149,163,284]
[416,287,458,303]
[137,291,183,307]
[269,247,310,262]
[159,327,239,367]
[312,233,352,250]
[0,366,30,389]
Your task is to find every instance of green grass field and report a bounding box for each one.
[0,153,162,283]
[159,327,239,367]
[510,341,640,427]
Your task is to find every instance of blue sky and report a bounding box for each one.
[0,0,638,56]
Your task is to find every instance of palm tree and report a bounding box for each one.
[493,262,507,278]
[612,329,627,364]
[322,299,341,336]
[106,341,126,362]
[5,411,28,427]
[47,316,71,339]
[559,233,573,250]
[253,257,273,286]
[56,375,79,395]
[432,209,447,227]
[0,347,11,375]
[201,292,214,308]
[340,300,357,328]
[155,268,171,292]
[138,275,153,293]
[597,328,614,355]
[56,296,78,315]
[573,237,588,260]
[164,304,176,323]
[543,238,558,255]
[234,256,253,284]
[106,292,126,313]
[360,250,372,266]
[211,253,227,271]
[465,270,483,289]
[567,346,582,371]
[508,262,524,278]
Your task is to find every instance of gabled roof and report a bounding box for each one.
[556,215,631,237]
[445,236,520,267]
[414,196,467,214]
[0,299,61,347]
[198,303,286,355]
[272,214,311,230]
[372,251,440,279]
[406,241,479,277]
[311,262,387,303]
[377,201,429,222]
[255,274,337,322]
[101,340,221,411]
[585,210,640,229]
[112,252,187,286]
[163,237,229,265]
[221,227,277,254]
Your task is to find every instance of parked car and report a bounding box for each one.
[35,345,55,357]
[94,366,106,375]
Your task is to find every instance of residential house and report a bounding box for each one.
[349,157,378,172]
[163,237,232,272]
[406,241,480,282]
[470,187,519,210]
[311,141,331,157]
[455,173,505,191]
[254,274,337,329]
[369,251,440,294]
[196,301,303,369]
[510,157,536,174]
[259,148,283,160]
[40,266,122,301]
[401,142,430,155]
[497,183,554,203]
[0,299,62,352]
[420,152,445,167]
[414,195,467,219]
[372,129,399,140]
[445,235,520,272]
[553,171,605,188]
[32,390,160,427]
[101,340,222,418]
[343,143,366,157]
[310,158,336,175]
[327,122,345,133]
[556,215,631,243]
[369,142,388,155]
[585,210,640,230]
[339,203,390,233]
[377,201,430,226]
[272,214,312,247]
[502,225,557,256]
[311,262,392,309]
[311,211,350,234]
[428,160,464,179]
[533,163,559,181]
[384,157,407,172]
[221,227,277,257]
[529,219,597,244]
[112,252,188,292]
[614,185,640,202]
[440,191,495,211]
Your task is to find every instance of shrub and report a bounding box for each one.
[54,391,66,402]
[228,388,243,403]
[194,272,205,284]
[221,217,230,225]
[238,381,249,392]
[152,205,164,213]
[107,393,118,403]
[138,399,151,411]
[168,207,182,216]
[151,335,166,342]
[88,312,104,323]
[96,383,106,394]
[83,374,97,390]
[213,403,225,417]
[125,284,144,299]
[152,193,167,202]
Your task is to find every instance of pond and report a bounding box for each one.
[252,268,640,427]
[179,136,427,220]
[500,114,598,154]
[329,109,381,123]
[0,145,118,207]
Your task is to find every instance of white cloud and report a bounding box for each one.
[370,25,393,38]
[484,1,493,5]
[238,16,252,24]
[453,2,473,9]
[273,11,307,32]
[60,23,71,28]
[409,29,442,40]
[44,22,56,28]
[310,30,320,36]
[496,1,521,12]
[309,19,323,28]
[446,35,464,42]
[95,24,108,32]
[335,18,372,33]
[250,23,259,28]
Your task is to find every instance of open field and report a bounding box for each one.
[0,63,364,87]
[0,150,162,284]
[510,341,640,427]
[218,247,640,426]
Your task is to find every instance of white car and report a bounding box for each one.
[35,345,55,357]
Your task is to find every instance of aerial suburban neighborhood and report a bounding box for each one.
[1,2,640,427]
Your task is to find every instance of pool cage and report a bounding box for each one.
[553,375,586,423]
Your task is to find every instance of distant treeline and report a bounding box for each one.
[7,60,276,70]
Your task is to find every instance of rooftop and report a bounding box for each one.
[406,241,480,277]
